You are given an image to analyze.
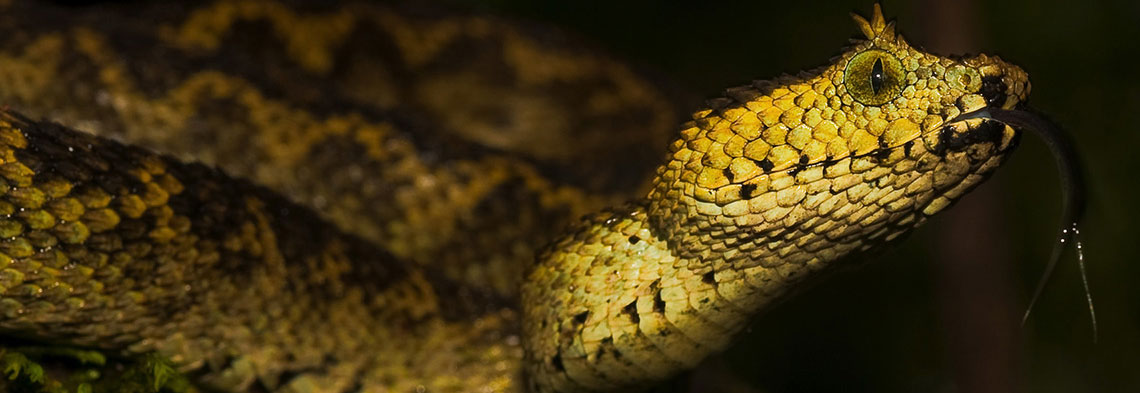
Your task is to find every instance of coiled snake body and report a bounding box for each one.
[0,2,1031,392]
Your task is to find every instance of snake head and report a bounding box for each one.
[848,3,1030,110]
[839,3,1033,164]
[843,3,1031,156]
[644,4,1033,266]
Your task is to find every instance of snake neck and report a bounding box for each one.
[523,203,790,391]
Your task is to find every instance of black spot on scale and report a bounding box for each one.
[934,120,1007,156]
[789,157,809,176]
[756,159,775,172]
[573,311,589,325]
[596,337,614,359]
[623,301,639,324]
[628,235,640,244]
[980,75,1008,107]
[903,140,915,156]
[653,290,666,314]
[551,353,564,372]
[702,271,716,286]
[975,119,1008,144]
[740,183,756,199]
[722,167,734,182]
[873,147,891,161]
[275,369,318,390]
[933,125,955,156]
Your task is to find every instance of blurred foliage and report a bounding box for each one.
[0,347,190,393]
[457,0,1139,392]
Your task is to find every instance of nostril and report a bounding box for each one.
[980,76,1008,107]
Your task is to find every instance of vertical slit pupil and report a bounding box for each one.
[870,57,885,94]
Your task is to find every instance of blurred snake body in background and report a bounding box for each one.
[0,2,1041,392]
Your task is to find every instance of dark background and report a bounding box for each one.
[462,1,1138,392]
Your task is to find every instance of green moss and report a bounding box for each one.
[0,347,193,393]
[17,348,104,367]
[102,353,191,393]
[2,350,46,386]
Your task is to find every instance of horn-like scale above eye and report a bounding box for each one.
[844,49,905,106]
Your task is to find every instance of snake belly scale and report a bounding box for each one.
[0,2,1031,392]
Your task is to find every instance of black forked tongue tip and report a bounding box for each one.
[952,107,1097,342]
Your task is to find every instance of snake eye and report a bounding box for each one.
[844,49,905,106]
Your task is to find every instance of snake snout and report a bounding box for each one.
[936,56,1030,154]
[972,54,1031,110]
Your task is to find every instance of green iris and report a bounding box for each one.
[844,49,905,106]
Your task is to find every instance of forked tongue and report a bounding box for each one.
[954,108,1096,341]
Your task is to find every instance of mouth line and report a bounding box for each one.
[777,109,1008,178]
[948,106,1084,224]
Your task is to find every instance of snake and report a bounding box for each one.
[0,1,1074,392]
